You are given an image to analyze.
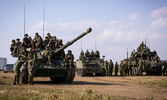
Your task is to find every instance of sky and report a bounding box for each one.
[0,0,167,64]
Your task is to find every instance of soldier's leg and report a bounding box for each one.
[14,60,24,85]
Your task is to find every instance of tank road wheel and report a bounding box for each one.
[21,71,28,84]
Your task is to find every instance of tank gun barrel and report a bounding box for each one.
[55,27,92,54]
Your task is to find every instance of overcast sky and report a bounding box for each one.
[0,0,167,64]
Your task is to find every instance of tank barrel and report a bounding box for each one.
[55,27,92,54]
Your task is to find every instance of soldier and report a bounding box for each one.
[28,36,32,48]
[90,50,95,59]
[55,39,63,50]
[65,50,74,67]
[79,50,84,60]
[108,60,114,76]
[43,36,49,48]
[115,62,119,76]
[162,60,167,76]
[22,34,31,48]
[33,32,43,50]
[130,51,135,59]
[120,61,125,76]
[153,55,160,64]
[85,50,90,58]
[27,52,36,85]
[128,61,132,76]
[138,60,143,76]
[95,50,100,58]
[48,36,57,50]
[13,48,27,85]
[124,61,128,76]
[47,33,52,41]
[104,60,109,76]
[42,46,52,66]
[14,38,22,54]
[10,40,16,55]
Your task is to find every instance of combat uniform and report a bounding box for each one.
[33,33,43,50]
[120,61,125,76]
[42,47,52,66]
[14,39,22,54]
[104,61,109,76]
[138,61,143,76]
[10,40,16,55]
[95,50,100,58]
[65,50,74,67]
[22,34,31,48]
[115,62,119,76]
[79,50,84,60]
[108,60,114,76]
[13,49,27,85]
[85,50,90,58]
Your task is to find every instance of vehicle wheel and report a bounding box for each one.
[21,71,28,84]
[67,67,76,83]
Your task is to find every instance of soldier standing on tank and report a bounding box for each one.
[42,46,52,66]
[27,48,37,85]
[13,48,28,85]
[153,55,160,64]
[10,40,16,55]
[79,50,84,60]
[120,61,125,76]
[14,38,22,54]
[85,50,90,58]
[33,32,43,50]
[22,34,31,48]
[65,50,74,67]
[104,60,109,76]
[115,62,119,76]
[108,60,114,76]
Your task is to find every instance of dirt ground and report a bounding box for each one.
[0,71,167,99]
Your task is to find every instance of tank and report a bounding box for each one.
[124,42,164,76]
[76,52,106,76]
[17,27,92,84]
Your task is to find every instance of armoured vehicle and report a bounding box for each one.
[13,28,92,84]
[76,53,106,76]
[124,42,164,75]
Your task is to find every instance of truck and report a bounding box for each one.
[0,58,7,71]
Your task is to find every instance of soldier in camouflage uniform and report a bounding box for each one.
[27,48,37,85]
[95,50,100,58]
[13,48,27,85]
[22,34,31,48]
[120,61,125,76]
[42,46,52,66]
[162,60,167,76]
[153,55,160,64]
[32,33,43,50]
[115,62,119,76]
[128,61,132,76]
[14,38,22,54]
[65,50,74,67]
[85,50,90,58]
[90,50,95,59]
[43,36,49,48]
[10,40,16,55]
[138,60,143,76]
[104,60,109,76]
[48,36,57,50]
[108,60,114,76]
[79,50,84,60]
[47,33,52,41]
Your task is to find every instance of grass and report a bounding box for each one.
[0,86,140,100]
[138,79,167,88]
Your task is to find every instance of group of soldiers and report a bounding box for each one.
[79,50,100,60]
[104,60,119,76]
[11,32,74,85]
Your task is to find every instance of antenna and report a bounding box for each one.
[43,5,45,39]
[95,32,97,51]
[81,39,82,51]
[127,48,128,59]
[24,3,26,35]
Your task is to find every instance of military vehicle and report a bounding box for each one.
[76,53,106,76]
[13,28,92,84]
[124,42,164,76]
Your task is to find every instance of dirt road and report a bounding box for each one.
[0,71,167,99]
